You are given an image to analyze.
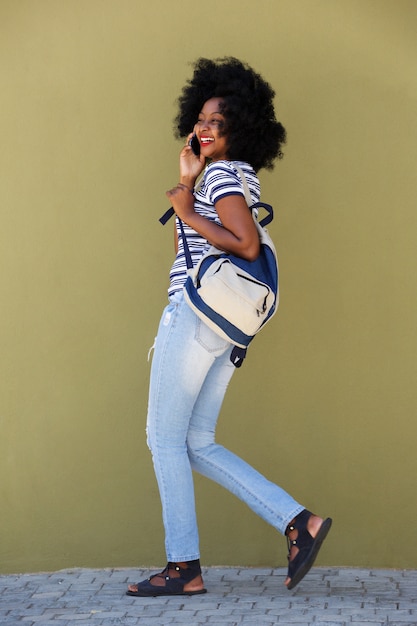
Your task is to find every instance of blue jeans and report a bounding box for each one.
[146,291,304,562]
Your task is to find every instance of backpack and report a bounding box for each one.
[160,165,279,367]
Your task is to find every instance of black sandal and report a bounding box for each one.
[285,509,332,590]
[126,560,207,597]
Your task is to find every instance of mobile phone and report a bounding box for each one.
[189,133,200,156]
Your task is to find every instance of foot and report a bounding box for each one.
[284,510,332,589]
[127,562,206,597]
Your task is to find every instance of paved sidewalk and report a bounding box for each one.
[1,567,417,625]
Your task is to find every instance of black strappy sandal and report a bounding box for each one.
[285,509,332,590]
[126,560,207,597]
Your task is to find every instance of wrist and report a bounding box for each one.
[179,177,196,192]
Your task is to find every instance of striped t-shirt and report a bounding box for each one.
[168,160,260,297]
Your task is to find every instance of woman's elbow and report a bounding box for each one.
[241,238,260,262]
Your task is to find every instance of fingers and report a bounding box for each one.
[165,183,190,198]
[180,142,193,157]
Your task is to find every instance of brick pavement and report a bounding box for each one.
[1,567,417,625]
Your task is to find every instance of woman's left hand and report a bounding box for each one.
[165,184,196,223]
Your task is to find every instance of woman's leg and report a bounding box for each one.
[187,357,304,535]
[146,293,232,562]
[186,342,332,590]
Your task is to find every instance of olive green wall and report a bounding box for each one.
[1,0,416,574]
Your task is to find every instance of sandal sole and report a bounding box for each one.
[126,588,207,597]
[286,517,332,590]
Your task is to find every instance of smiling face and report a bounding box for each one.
[195,97,229,161]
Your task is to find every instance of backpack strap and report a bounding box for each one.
[159,206,175,225]
[178,219,193,270]
[233,165,274,227]
[159,203,273,228]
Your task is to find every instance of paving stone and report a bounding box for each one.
[1,567,417,625]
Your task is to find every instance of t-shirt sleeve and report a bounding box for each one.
[204,162,245,205]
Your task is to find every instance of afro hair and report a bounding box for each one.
[174,57,286,172]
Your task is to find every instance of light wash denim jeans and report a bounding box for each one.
[146,291,304,562]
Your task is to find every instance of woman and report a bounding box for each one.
[127,58,331,597]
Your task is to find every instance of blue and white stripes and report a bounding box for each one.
[168,160,260,297]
